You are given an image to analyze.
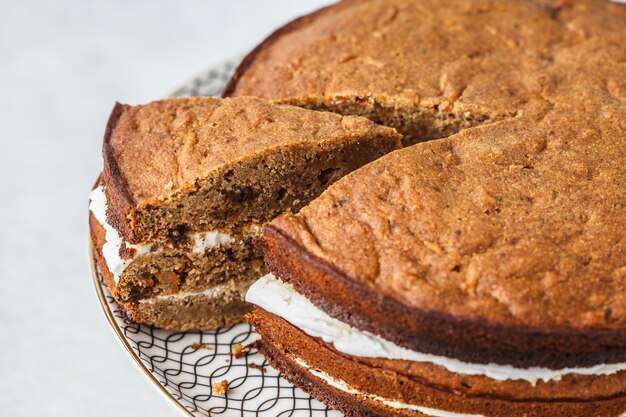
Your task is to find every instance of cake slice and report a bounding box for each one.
[89,96,401,330]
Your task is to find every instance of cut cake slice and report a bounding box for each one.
[89,96,401,330]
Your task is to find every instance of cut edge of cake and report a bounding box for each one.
[90,96,402,330]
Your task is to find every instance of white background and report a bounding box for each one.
[0,1,333,416]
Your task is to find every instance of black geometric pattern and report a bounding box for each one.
[93,59,342,417]
[170,58,238,98]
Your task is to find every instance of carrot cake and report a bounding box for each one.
[89,96,400,330]
[249,107,626,416]
[241,0,626,415]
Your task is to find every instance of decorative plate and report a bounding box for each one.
[91,57,341,417]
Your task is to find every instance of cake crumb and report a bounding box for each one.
[191,342,212,350]
[248,363,266,373]
[231,343,251,359]
[212,380,229,395]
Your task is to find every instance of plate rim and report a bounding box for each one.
[90,241,194,417]
[168,54,242,99]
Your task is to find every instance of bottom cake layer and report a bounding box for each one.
[249,307,626,417]
[126,280,252,330]
[255,338,459,417]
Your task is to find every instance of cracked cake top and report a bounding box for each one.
[226,0,626,143]
[104,96,397,205]
[258,0,626,350]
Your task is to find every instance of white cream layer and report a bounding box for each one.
[246,273,626,385]
[89,185,235,283]
[138,280,245,305]
[294,356,483,417]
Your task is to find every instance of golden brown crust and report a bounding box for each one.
[269,113,626,332]
[227,0,626,103]
[250,307,626,417]
[106,97,398,205]
[91,210,252,329]
[225,0,626,143]
[102,103,136,243]
[221,1,340,98]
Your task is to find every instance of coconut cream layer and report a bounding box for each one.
[247,273,626,385]
[138,280,247,305]
[294,356,483,417]
[89,185,235,283]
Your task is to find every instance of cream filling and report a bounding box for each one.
[294,356,483,417]
[88,185,235,284]
[246,274,626,385]
[138,280,246,305]
[191,230,235,254]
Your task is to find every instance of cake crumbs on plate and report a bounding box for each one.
[190,342,212,350]
[212,379,229,395]
[248,363,266,373]
[231,343,251,358]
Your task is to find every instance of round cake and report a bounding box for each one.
[233,0,626,416]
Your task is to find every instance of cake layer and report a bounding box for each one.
[129,280,251,331]
[249,307,626,416]
[261,221,626,369]
[89,184,245,285]
[89,191,263,301]
[91,203,262,280]
[225,0,626,145]
[103,97,401,244]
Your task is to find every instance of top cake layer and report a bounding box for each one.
[268,108,626,331]
[102,96,401,243]
[263,96,626,367]
[225,0,626,142]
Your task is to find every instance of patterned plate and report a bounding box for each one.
[91,57,341,417]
